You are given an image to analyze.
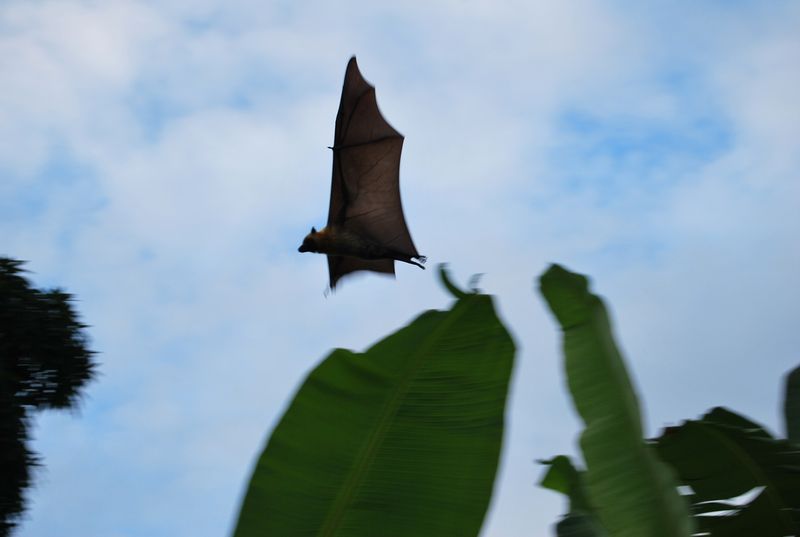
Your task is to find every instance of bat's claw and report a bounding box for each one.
[409,255,427,270]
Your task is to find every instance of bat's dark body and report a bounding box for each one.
[298,57,425,289]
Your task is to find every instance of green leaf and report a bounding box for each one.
[654,406,800,535]
[784,365,800,443]
[233,291,515,537]
[437,263,470,299]
[538,264,693,537]
[539,456,578,496]
[538,455,592,514]
[555,514,608,537]
[539,456,607,536]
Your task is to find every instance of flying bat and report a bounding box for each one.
[298,56,426,289]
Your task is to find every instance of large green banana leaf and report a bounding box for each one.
[784,365,800,443]
[538,264,692,537]
[653,407,800,535]
[233,270,515,536]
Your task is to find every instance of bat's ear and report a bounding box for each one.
[311,226,317,234]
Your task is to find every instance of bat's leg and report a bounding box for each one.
[391,252,427,269]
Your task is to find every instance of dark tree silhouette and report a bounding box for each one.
[0,258,96,535]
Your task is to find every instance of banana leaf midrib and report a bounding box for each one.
[316,298,477,536]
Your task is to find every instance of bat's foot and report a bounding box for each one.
[392,252,427,269]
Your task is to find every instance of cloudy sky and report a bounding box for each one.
[2,1,799,536]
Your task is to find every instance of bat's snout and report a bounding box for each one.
[299,234,317,253]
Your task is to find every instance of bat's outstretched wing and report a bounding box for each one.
[326,57,420,287]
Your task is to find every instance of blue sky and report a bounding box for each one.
[2,1,799,536]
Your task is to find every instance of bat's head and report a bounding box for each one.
[298,226,319,253]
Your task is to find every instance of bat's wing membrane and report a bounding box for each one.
[327,256,394,290]
[327,57,420,280]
